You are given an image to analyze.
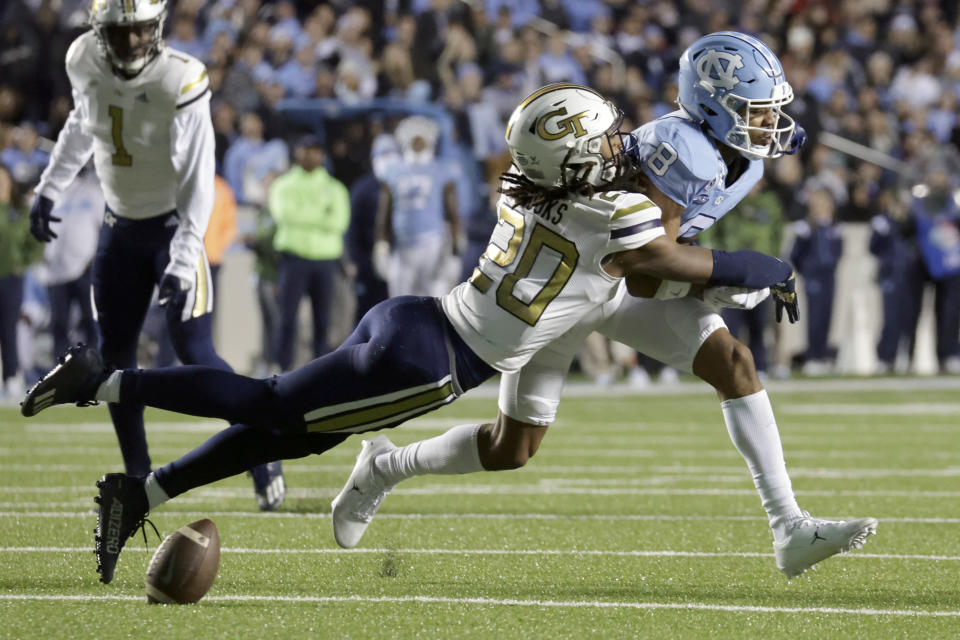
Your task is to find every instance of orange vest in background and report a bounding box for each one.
[205,175,238,267]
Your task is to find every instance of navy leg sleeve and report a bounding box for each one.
[153,423,347,499]
[121,366,287,428]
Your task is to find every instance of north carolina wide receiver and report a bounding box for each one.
[27,0,284,510]
[22,83,805,585]
[334,35,879,581]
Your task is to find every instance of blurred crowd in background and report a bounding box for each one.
[2,0,960,402]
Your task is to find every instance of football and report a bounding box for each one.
[145,519,220,604]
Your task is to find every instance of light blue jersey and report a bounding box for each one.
[631,110,763,239]
[382,160,453,248]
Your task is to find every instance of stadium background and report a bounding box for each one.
[2,0,960,381]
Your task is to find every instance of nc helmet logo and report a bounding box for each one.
[696,49,744,90]
[535,107,590,141]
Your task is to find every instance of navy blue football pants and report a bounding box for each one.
[93,210,229,477]
[127,297,496,498]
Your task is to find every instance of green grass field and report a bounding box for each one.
[2,378,960,638]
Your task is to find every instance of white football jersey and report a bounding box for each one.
[37,31,216,285]
[442,188,665,372]
[61,32,210,217]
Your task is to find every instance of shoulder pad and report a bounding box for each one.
[593,190,659,221]
[65,31,99,80]
[166,49,209,109]
[638,116,718,182]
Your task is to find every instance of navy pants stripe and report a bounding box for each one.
[93,211,228,477]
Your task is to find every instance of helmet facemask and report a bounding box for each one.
[715,85,796,160]
[90,0,167,78]
[561,106,634,188]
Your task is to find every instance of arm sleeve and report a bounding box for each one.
[35,90,94,201]
[167,99,215,281]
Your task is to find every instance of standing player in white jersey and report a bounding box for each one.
[26,0,284,511]
[333,34,878,579]
[21,83,802,585]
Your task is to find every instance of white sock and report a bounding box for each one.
[373,423,483,487]
[721,390,803,541]
[95,371,122,403]
[143,472,170,510]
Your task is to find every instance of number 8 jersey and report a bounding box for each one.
[442,188,664,372]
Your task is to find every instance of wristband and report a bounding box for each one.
[708,249,793,290]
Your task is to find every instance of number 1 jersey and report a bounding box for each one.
[55,31,211,219]
[442,188,664,373]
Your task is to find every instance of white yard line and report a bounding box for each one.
[0,592,957,617]
[1,510,959,524]
[4,462,959,479]
[0,546,956,563]
[8,484,960,498]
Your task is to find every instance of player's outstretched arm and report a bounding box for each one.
[605,237,797,319]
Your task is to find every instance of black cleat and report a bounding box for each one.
[20,344,110,417]
[93,473,154,584]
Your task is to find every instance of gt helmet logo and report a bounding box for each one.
[696,50,744,90]
[535,108,590,141]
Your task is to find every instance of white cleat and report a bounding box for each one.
[331,435,397,549]
[774,511,878,579]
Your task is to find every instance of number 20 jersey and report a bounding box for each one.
[442,189,665,373]
[61,31,210,219]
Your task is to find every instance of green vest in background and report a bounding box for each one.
[268,166,351,261]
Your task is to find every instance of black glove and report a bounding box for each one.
[772,271,800,323]
[157,273,188,307]
[784,125,807,156]
[29,195,61,242]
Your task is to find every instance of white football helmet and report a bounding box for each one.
[89,0,167,77]
[505,83,626,188]
[394,115,439,164]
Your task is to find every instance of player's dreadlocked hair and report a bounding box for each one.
[498,148,599,209]
[499,149,654,209]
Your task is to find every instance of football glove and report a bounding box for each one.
[785,125,807,156]
[157,273,190,307]
[772,272,800,323]
[702,286,770,310]
[29,194,61,242]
